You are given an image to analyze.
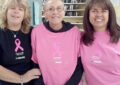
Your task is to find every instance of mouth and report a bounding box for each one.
[11,15,20,19]
[95,19,102,22]
[52,16,60,18]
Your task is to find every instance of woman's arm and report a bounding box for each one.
[65,57,84,85]
[0,65,41,84]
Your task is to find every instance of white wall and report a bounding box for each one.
[111,0,120,25]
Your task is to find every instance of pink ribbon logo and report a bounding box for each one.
[15,38,24,52]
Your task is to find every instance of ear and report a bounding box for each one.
[63,11,65,16]
[43,10,47,18]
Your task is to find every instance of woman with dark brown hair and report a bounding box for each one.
[81,0,120,85]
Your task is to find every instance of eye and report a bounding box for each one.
[102,10,108,13]
[91,9,97,13]
[48,8,54,11]
[92,10,96,12]
[19,7,24,11]
[10,7,15,10]
[57,7,63,12]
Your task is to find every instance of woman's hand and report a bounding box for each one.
[22,68,41,83]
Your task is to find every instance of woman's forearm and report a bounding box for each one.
[0,65,41,84]
[0,65,21,83]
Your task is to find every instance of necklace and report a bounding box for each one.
[9,30,19,38]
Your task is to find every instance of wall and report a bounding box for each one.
[28,0,43,26]
[111,0,120,25]
[0,0,4,23]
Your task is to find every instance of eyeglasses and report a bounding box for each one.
[46,7,64,12]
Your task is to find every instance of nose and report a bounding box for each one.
[52,9,59,14]
[96,11,103,17]
[14,8,19,13]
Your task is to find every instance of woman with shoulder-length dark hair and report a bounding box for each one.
[80,0,120,85]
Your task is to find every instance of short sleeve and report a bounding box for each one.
[76,27,81,58]
[31,27,38,64]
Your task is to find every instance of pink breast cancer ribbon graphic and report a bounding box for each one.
[15,38,24,52]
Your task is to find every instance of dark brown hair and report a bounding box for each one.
[81,0,120,45]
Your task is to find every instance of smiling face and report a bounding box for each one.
[44,0,65,26]
[89,4,109,32]
[7,3,24,26]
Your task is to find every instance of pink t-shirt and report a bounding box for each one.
[81,31,120,85]
[31,24,82,85]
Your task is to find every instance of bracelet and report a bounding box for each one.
[20,75,24,85]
